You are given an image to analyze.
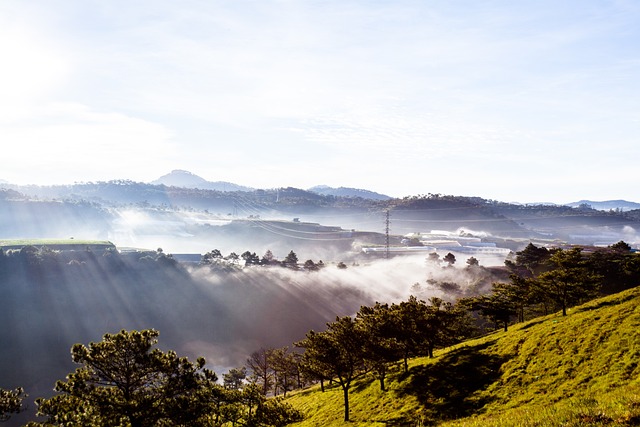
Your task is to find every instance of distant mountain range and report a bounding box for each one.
[565,200,640,212]
[150,170,391,200]
[1,169,638,211]
[2,172,640,251]
[154,171,640,208]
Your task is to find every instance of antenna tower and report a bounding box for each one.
[385,209,390,259]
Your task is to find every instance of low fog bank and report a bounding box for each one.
[0,249,507,424]
[148,254,487,369]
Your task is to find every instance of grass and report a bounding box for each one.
[286,362,426,426]
[286,286,640,426]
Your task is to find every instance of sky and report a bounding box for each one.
[1,0,638,204]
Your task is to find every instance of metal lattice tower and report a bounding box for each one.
[385,209,390,259]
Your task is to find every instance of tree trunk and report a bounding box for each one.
[343,386,350,422]
[130,416,143,427]
[273,373,279,396]
[379,366,387,391]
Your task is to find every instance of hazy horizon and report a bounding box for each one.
[2,169,638,207]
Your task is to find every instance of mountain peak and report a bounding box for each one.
[170,169,199,176]
[151,170,253,192]
[151,170,209,187]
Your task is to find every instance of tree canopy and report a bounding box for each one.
[535,248,602,316]
[28,329,302,427]
[0,386,26,422]
[296,316,365,422]
[30,329,216,427]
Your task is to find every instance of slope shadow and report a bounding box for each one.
[575,291,637,313]
[395,341,510,424]
[517,318,548,331]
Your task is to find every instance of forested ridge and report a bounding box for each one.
[3,184,640,241]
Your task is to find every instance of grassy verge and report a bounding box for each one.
[286,286,640,426]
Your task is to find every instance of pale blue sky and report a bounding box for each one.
[1,0,638,203]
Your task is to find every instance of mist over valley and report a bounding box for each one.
[2,174,640,424]
[3,170,640,254]
[3,0,640,422]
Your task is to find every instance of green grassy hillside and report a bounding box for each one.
[286,287,640,426]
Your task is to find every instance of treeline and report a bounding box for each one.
[296,296,475,422]
[461,241,640,331]
[199,248,333,271]
[0,245,183,274]
[219,296,475,423]
[0,245,188,296]
[0,244,333,278]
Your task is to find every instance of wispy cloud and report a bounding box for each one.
[0,0,638,202]
[3,103,176,184]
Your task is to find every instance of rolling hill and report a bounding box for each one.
[307,185,391,201]
[2,181,640,255]
[285,286,640,426]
